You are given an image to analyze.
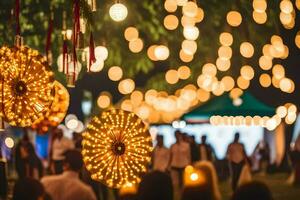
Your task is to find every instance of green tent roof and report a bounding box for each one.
[183,92,275,122]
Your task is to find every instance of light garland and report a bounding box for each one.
[82,109,153,188]
[32,81,69,133]
[0,46,54,127]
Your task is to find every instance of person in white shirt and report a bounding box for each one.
[41,150,96,200]
[226,133,247,190]
[169,131,191,189]
[49,127,74,174]
[153,135,170,172]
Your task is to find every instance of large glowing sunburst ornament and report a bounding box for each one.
[32,81,69,133]
[82,109,153,188]
[0,46,54,127]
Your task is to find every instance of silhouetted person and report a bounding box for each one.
[182,161,221,200]
[189,135,200,163]
[27,143,44,179]
[231,181,273,200]
[41,150,96,200]
[13,177,46,200]
[170,131,191,189]
[138,171,173,200]
[0,147,7,199]
[199,135,215,162]
[226,133,247,190]
[153,135,170,172]
[292,133,300,185]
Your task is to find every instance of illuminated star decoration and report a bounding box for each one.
[82,109,153,188]
[0,46,54,127]
[32,81,70,133]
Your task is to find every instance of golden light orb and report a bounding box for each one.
[216,58,231,71]
[219,32,233,47]
[121,100,133,112]
[0,46,54,127]
[154,45,170,60]
[183,26,199,40]
[295,31,300,49]
[108,66,123,81]
[181,16,195,27]
[124,27,139,42]
[194,8,204,23]
[176,0,188,7]
[182,1,198,18]
[226,11,242,27]
[164,15,179,30]
[177,66,191,80]
[276,106,288,118]
[165,69,179,84]
[272,64,285,79]
[118,79,135,94]
[129,38,144,53]
[164,0,177,12]
[240,42,254,58]
[147,45,158,61]
[179,49,194,62]
[259,73,272,88]
[202,63,217,77]
[253,0,267,12]
[240,65,255,80]
[221,76,235,91]
[109,3,128,22]
[252,11,267,24]
[97,92,111,109]
[196,89,210,102]
[237,76,250,90]
[259,56,273,70]
[230,88,243,99]
[280,0,293,13]
[82,109,153,188]
[182,40,197,55]
[279,78,293,93]
[130,90,143,105]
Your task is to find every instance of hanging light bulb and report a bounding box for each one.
[109,3,128,22]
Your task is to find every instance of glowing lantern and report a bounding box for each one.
[118,79,135,94]
[240,65,254,80]
[109,3,128,22]
[240,42,254,58]
[82,109,153,188]
[129,38,143,53]
[182,40,197,55]
[226,11,242,27]
[165,69,179,84]
[154,45,170,60]
[164,15,179,30]
[164,0,177,12]
[95,46,108,60]
[108,66,123,81]
[219,32,233,46]
[183,26,199,40]
[259,74,271,87]
[97,93,111,109]
[124,27,139,41]
[177,66,191,80]
[216,58,231,71]
[182,1,198,18]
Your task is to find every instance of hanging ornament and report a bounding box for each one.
[32,81,69,134]
[82,109,153,188]
[109,3,128,22]
[0,46,55,127]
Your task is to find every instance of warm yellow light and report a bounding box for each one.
[145,89,158,105]
[182,1,198,18]
[97,93,111,109]
[181,15,195,27]
[219,32,233,47]
[5,137,14,148]
[164,15,179,30]
[108,66,123,81]
[218,46,232,59]
[216,58,231,71]
[182,40,197,55]
[154,45,170,60]
[90,60,104,72]
[164,0,177,12]
[165,69,179,84]
[240,42,254,58]
[259,74,272,87]
[183,26,199,40]
[179,49,194,62]
[176,0,188,6]
[109,3,128,22]
[295,31,300,49]
[237,76,250,90]
[226,11,242,27]
[95,46,108,61]
[194,7,204,23]
[129,38,144,53]
[177,66,191,80]
[253,0,267,12]
[147,45,158,61]
[202,63,217,77]
[230,88,243,99]
[276,106,288,118]
[240,65,254,80]
[259,56,273,70]
[279,78,293,93]
[221,76,235,91]
[252,11,267,24]
[280,0,293,13]
[121,100,133,112]
[124,27,139,42]
[118,79,135,94]
[130,90,143,105]
[196,89,210,102]
[272,64,285,79]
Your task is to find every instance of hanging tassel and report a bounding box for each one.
[88,32,96,72]
[46,12,54,64]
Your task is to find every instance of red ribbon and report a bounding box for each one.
[89,32,96,72]
[71,0,80,83]
[15,0,20,35]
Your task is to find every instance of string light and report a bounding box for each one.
[109,3,128,22]
[0,46,54,127]
[82,109,153,188]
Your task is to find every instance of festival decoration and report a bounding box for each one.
[82,109,153,188]
[109,3,128,22]
[32,81,69,133]
[0,46,54,127]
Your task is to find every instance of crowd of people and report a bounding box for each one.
[1,128,300,200]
